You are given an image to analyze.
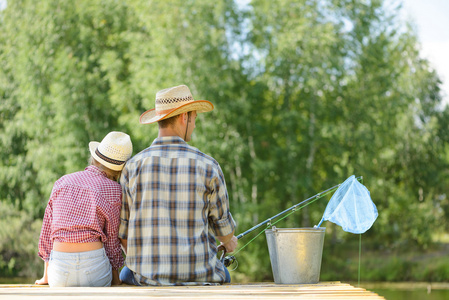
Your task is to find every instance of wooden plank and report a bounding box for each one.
[0,282,385,300]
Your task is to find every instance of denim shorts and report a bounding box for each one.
[48,248,112,287]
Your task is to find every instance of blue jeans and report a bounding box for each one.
[119,264,231,286]
[48,248,112,287]
[223,264,231,283]
[119,266,141,286]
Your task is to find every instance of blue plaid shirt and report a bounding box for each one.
[119,136,236,285]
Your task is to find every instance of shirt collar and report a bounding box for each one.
[151,136,187,147]
[85,165,108,177]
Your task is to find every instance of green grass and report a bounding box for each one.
[0,277,34,284]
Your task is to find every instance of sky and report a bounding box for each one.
[399,0,449,105]
[0,0,447,103]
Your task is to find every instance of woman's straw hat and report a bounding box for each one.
[139,85,214,124]
[89,131,133,171]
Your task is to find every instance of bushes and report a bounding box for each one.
[320,238,449,282]
[0,202,42,278]
[412,259,449,282]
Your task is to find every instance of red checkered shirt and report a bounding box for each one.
[38,165,124,270]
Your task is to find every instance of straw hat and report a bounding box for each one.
[139,85,214,124]
[89,131,133,171]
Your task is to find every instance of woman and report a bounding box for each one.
[35,131,132,287]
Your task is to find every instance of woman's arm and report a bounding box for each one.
[35,261,49,285]
[111,269,121,285]
[217,232,238,253]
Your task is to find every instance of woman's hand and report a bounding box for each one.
[35,262,49,285]
[35,276,48,285]
[111,269,121,285]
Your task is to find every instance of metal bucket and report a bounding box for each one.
[265,227,325,284]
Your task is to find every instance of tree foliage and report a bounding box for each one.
[1,0,448,280]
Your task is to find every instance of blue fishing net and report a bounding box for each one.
[316,175,378,234]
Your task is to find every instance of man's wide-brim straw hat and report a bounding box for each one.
[140,85,214,124]
[89,131,133,171]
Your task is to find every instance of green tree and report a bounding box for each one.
[1,0,448,281]
[327,0,447,248]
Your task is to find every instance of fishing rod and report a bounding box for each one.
[221,176,363,267]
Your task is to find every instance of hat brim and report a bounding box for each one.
[89,141,125,171]
[139,100,214,125]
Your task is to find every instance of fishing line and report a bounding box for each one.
[233,185,340,256]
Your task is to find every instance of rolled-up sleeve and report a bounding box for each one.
[38,199,54,262]
[208,166,236,237]
[103,196,124,270]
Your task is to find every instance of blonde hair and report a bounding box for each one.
[88,156,122,181]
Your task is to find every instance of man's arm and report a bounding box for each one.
[120,238,128,255]
[118,168,130,256]
[209,165,238,253]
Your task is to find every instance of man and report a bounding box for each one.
[119,85,237,286]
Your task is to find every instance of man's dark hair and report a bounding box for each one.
[158,112,192,129]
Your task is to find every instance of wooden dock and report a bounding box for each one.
[0,282,384,299]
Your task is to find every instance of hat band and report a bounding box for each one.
[95,149,125,165]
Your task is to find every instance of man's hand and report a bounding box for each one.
[219,235,238,253]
